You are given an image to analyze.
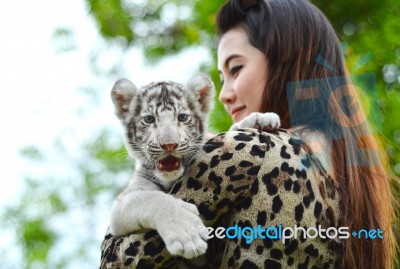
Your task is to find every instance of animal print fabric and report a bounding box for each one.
[100,129,341,269]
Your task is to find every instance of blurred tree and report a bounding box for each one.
[1,131,132,268]
[1,0,398,268]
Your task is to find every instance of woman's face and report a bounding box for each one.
[218,27,268,122]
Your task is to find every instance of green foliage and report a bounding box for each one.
[19,146,45,161]
[3,177,60,268]
[22,218,56,264]
[86,129,131,174]
[2,129,131,268]
[206,62,233,132]
[87,0,134,44]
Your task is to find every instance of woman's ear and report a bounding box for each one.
[111,78,138,121]
[186,73,215,114]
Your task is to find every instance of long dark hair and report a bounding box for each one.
[216,0,395,268]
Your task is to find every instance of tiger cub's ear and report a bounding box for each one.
[111,78,138,121]
[186,73,215,114]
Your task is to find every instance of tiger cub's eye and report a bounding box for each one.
[143,115,155,124]
[178,114,189,122]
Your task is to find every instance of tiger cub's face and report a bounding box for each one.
[111,74,214,186]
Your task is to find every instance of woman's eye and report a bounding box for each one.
[178,113,189,122]
[143,115,155,124]
[230,65,243,76]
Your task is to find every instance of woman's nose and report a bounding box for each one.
[219,82,236,105]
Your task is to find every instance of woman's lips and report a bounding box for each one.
[231,106,246,122]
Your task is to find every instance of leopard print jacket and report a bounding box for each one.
[100,129,341,269]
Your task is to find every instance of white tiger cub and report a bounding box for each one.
[110,74,214,259]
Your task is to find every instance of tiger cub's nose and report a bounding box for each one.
[160,143,178,152]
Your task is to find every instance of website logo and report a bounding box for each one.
[200,225,384,244]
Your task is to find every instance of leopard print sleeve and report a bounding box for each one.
[100,129,341,269]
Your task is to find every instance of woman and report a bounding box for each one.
[100,0,395,268]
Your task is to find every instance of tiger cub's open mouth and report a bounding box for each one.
[156,155,181,172]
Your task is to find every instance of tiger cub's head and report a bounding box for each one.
[111,74,214,187]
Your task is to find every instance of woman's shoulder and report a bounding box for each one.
[204,128,333,175]
[203,128,307,164]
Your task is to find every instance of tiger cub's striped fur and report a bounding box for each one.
[109,74,214,258]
